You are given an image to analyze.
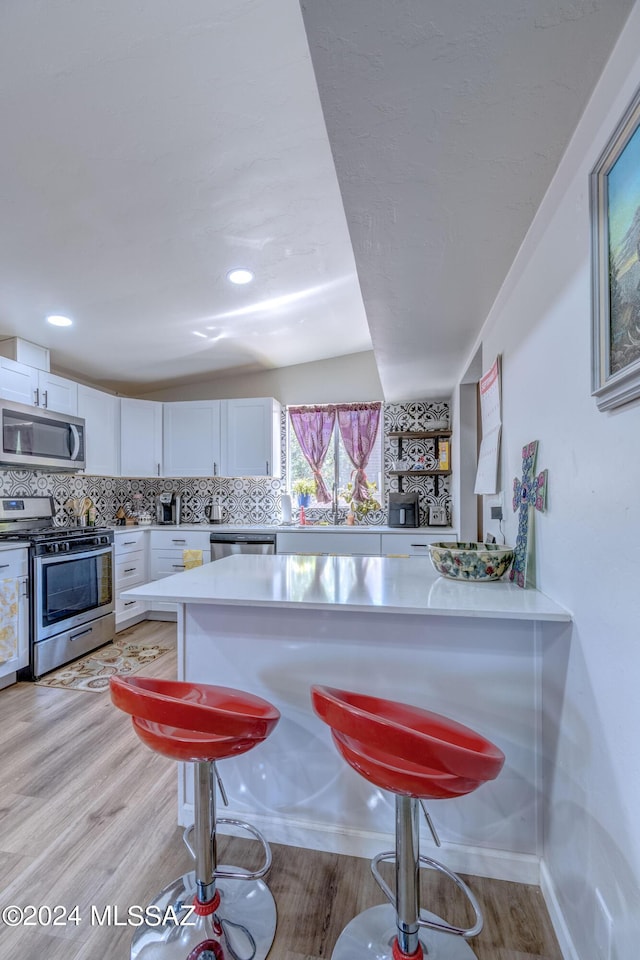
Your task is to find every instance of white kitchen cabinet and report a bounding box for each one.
[0,358,77,414]
[380,531,458,557]
[163,400,221,477]
[77,384,120,475]
[0,548,29,684]
[114,530,149,630]
[276,531,381,556]
[120,398,163,477]
[148,530,211,618]
[221,397,281,477]
[37,370,78,414]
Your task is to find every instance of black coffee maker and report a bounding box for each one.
[156,492,182,525]
[388,492,420,527]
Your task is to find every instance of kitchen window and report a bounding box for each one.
[287,403,383,507]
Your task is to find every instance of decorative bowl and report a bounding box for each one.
[428,542,514,582]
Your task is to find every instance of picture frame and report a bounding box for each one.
[591,85,640,411]
[428,505,447,526]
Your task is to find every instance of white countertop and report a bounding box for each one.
[112,523,456,535]
[0,542,28,554]
[123,554,570,621]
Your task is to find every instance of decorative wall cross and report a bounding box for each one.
[510,441,547,588]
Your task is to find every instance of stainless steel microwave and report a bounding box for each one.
[0,400,86,471]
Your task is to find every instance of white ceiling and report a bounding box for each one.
[0,0,634,400]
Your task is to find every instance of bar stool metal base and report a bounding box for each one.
[330,904,479,960]
[131,867,277,960]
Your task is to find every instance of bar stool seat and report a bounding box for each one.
[312,685,505,960]
[111,676,280,960]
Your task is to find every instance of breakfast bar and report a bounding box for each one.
[123,554,571,884]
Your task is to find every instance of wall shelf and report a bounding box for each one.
[388,429,452,439]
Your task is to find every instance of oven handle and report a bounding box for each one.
[35,544,114,568]
[68,424,81,461]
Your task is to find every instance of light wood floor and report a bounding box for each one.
[0,620,562,960]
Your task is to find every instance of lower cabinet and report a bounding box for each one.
[148,530,211,619]
[114,529,148,631]
[276,531,382,556]
[380,531,457,557]
[0,548,29,684]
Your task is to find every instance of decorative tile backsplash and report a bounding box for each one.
[0,401,450,527]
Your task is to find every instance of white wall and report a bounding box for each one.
[135,350,383,404]
[458,5,640,957]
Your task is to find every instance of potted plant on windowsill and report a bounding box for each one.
[292,477,316,508]
[340,480,381,524]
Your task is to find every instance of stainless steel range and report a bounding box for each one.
[0,496,114,679]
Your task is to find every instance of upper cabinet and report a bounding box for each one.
[120,398,163,477]
[163,400,221,477]
[163,397,281,477]
[0,358,78,414]
[77,384,120,476]
[221,398,281,477]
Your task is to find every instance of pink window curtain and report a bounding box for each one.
[289,405,336,503]
[336,402,382,502]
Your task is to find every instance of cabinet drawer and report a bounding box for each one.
[150,531,211,551]
[150,548,211,579]
[381,532,457,557]
[115,529,147,555]
[115,551,146,588]
[116,595,148,621]
[0,549,29,578]
[276,531,381,556]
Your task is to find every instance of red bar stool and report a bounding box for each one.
[111,675,280,960]
[311,685,505,960]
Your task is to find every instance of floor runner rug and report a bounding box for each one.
[35,638,172,692]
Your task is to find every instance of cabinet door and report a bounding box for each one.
[0,357,39,405]
[77,385,120,475]
[222,398,281,477]
[37,371,78,415]
[120,398,163,477]
[0,551,29,678]
[163,400,221,477]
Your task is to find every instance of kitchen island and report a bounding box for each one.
[123,554,571,883]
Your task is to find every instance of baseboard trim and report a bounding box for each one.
[540,859,579,960]
[180,802,540,885]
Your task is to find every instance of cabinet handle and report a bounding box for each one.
[172,563,185,569]
[157,463,160,476]
[410,543,428,548]
[124,600,136,607]
[42,390,48,408]
[266,460,269,474]
[171,539,186,543]
[124,567,136,573]
[213,461,217,476]
[0,563,9,569]
[34,387,40,406]
[70,627,92,641]
[123,540,137,546]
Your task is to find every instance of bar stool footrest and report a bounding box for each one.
[183,818,273,880]
[371,851,483,939]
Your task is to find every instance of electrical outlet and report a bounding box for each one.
[490,506,503,521]
[594,888,613,960]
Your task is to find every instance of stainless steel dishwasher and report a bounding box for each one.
[210,532,276,560]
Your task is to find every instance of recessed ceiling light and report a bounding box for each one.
[227,268,254,285]
[46,314,73,327]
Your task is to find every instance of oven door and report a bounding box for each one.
[34,545,114,642]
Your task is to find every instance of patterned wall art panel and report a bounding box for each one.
[0,401,451,528]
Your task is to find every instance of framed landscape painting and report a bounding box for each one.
[591,86,640,411]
